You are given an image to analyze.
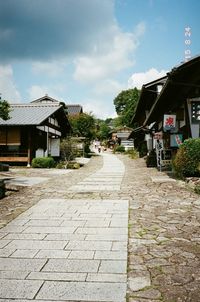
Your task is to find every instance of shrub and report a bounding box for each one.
[60,138,77,162]
[56,161,65,169]
[173,138,200,178]
[66,162,80,169]
[125,149,139,159]
[194,184,200,195]
[114,145,125,153]
[32,157,55,168]
[84,143,91,154]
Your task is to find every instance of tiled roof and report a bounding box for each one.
[0,103,62,125]
[31,95,60,104]
[66,104,83,115]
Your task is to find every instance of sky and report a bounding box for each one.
[0,0,199,119]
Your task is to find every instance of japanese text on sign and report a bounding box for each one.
[184,26,191,61]
[191,102,200,124]
[163,114,176,131]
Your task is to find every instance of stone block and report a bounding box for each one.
[6,239,67,250]
[0,279,43,299]
[35,249,70,259]
[42,259,100,273]
[68,250,95,259]
[27,271,86,281]
[65,240,112,251]
[10,249,39,258]
[23,226,76,234]
[86,273,127,283]
[95,251,127,260]
[36,280,126,301]
[99,260,127,274]
[0,258,46,271]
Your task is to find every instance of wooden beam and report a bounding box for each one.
[0,157,28,162]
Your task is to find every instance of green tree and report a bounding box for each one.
[96,121,110,140]
[113,88,140,127]
[69,112,95,141]
[0,100,10,120]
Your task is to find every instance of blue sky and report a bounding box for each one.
[0,0,199,119]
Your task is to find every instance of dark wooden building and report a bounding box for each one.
[0,100,71,166]
[130,55,200,166]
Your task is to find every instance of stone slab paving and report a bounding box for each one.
[2,152,200,301]
[68,153,125,192]
[0,153,128,302]
[5,177,49,187]
[0,199,128,301]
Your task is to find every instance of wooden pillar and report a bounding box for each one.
[27,130,31,167]
[46,127,49,157]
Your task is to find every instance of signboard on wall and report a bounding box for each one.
[170,134,183,147]
[155,139,164,168]
[50,138,60,156]
[191,102,200,124]
[163,114,176,131]
[160,149,172,167]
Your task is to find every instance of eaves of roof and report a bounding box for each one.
[144,55,200,126]
[131,76,168,125]
[0,104,62,126]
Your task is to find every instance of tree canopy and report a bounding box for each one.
[0,100,10,120]
[113,88,140,127]
[69,112,96,141]
[96,120,110,140]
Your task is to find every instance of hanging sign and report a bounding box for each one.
[155,139,164,168]
[184,26,191,62]
[170,134,183,147]
[163,114,176,131]
[191,102,200,124]
[160,149,172,166]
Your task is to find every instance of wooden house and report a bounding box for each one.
[0,98,71,166]
[109,126,133,149]
[66,104,83,116]
[130,55,200,164]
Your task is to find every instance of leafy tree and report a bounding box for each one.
[96,121,110,140]
[69,112,95,141]
[104,118,113,125]
[0,100,10,120]
[112,116,123,128]
[60,137,77,164]
[113,88,140,127]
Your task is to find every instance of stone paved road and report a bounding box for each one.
[0,153,128,302]
[120,155,200,302]
[0,152,200,301]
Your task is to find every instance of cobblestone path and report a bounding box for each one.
[0,153,200,301]
[120,155,200,302]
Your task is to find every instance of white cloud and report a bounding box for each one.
[93,79,125,96]
[128,68,168,89]
[28,85,65,102]
[73,22,145,83]
[0,65,21,102]
[32,60,68,77]
[83,98,117,120]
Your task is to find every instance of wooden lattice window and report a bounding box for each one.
[0,127,21,145]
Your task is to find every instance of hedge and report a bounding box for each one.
[31,157,55,168]
[173,138,200,177]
